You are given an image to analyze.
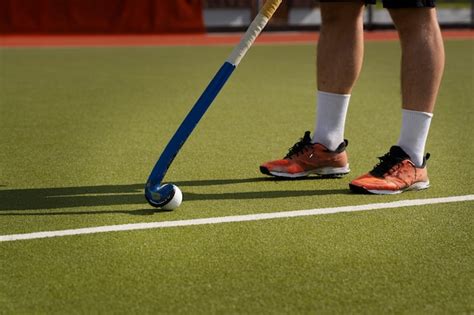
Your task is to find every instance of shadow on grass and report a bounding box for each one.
[0,177,349,215]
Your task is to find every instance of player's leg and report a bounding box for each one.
[317,2,365,95]
[350,1,445,194]
[390,7,444,165]
[313,1,365,151]
[260,2,365,178]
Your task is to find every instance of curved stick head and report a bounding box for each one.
[145,182,176,208]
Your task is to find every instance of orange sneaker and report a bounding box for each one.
[260,131,350,178]
[349,146,430,194]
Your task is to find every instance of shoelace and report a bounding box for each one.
[370,152,405,178]
[284,131,313,159]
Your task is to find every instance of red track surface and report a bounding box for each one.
[0,30,472,47]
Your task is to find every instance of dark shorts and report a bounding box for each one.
[320,0,436,8]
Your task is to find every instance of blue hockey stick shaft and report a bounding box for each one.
[146,62,235,188]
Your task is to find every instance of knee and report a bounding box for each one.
[321,3,364,27]
[390,8,439,37]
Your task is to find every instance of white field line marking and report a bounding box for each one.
[1,195,473,242]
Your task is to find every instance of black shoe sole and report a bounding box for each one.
[259,166,308,179]
[320,173,348,179]
[260,166,348,179]
[260,166,271,176]
[349,183,372,194]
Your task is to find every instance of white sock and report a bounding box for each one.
[397,109,433,167]
[312,91,350,151]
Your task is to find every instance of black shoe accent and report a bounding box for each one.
[333,139,349,153]
[284,131,349,159]
[369,146,409,178]
[421,153,430,168]
[370,146,431,177]
[260,166,271,176]
[284,131,313,159]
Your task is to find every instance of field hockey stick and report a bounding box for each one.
[145,0,283,208]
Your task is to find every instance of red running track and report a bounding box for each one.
[0,30,472,47]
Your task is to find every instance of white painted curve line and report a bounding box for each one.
[1,194,473,242]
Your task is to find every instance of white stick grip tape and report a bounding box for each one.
[225,0,282,66]
[226,13,269,66]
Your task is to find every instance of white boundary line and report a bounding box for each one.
[1,195,473,242]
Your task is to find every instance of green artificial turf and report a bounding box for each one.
[0,39,473,313]
[0,204,472,314]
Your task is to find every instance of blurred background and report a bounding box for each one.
[0,0,472,34]
[204,0,474,31]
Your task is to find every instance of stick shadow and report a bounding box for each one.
[0,177,349,215]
